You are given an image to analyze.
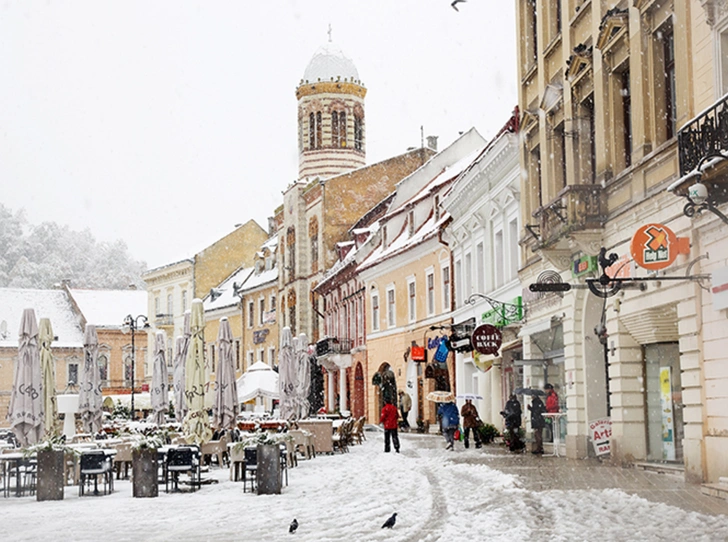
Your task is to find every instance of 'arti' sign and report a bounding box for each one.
[471,324,502,356]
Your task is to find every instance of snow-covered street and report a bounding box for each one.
[2,433,728,541]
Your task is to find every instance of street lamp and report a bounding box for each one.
[122,314,149,421]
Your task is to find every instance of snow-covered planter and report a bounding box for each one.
[132,436,162,498]
[26,436,77,501]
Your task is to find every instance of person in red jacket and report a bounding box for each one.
[380,400,400,453]
[544,384,560,413]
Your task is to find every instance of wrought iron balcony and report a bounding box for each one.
[678,92,728,176]
[315,337,354,358]
[532,184,606,248]
[155,313,174,326]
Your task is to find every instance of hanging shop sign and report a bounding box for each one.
[471,324,502,356]
[473,351,494,373]
[572,255,598,278]
[588,418,612,456]
[481,296,524,327]
[630,223,690,271]
[411,345,426,362]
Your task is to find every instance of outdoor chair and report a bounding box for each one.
[112,443,133,480]
[79,451,113,496]
[229,445,246,482]
[200,434,228,468]
[242,447,257,493]
[332,423,348,453]
[288,430,314,460]
[352,417,366,444]
[165,447,200,493]
[3,457,37,497]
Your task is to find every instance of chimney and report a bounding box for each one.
[426,135,438,152]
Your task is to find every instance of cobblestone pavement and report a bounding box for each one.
[401,432,728,517]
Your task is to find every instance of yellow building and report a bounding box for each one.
[515,0,728,483]
[359,129,487,425]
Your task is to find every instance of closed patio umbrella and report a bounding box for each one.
[9,308,43,446]
[182,299,212,445]
[173,311,191,423]
[151,330,169,426]
[212,317,238,430]
[296,333,311,420]
[277,327,296,420]
[38,317,57,438]
[79,324,102,433]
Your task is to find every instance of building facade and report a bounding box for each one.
[515,0,728,483]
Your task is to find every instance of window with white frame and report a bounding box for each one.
[426,271,435,316]
[476,242,485,294]
[258,349,265,363]
[454,259,462,308]
[442,264,451,311]
[248,301,254,328]
[247,350,254,369]
[494,229,504,288]
[259,298,265,326]
[154,296,160,317]
[269,347,276,366]
[408,279,416,322]
[721,25,728,96]
[68,362,78,385]
[371,292,380,331]
[181,290,187,313]
[387,287,396,328]
[167,293,173,315]
[508,218,519,280]
[464,252,472,300]
[235,340,241,371]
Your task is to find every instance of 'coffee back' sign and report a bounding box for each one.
[471,324,502,356]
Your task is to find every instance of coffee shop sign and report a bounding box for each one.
[471,324,502,356]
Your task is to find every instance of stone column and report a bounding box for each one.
[328,370,336,412]
[339,367,348,412]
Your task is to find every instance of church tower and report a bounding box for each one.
[296,38,366,180]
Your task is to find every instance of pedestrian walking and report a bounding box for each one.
[380,400,400,453]
[528,395,546,454]
[399,390,412,430]
[460,399,482,449]
[438,401,460,450]
[500,394,524,452]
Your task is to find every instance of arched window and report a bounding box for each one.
[309,112,315,150]
[98,354,108,386]
[339,111,347,147]
[286,227,296,280]
[331,111,339,147]
[354,115,363,150]
[309,216,319,274]
[316,111,322,149]
[288,289,297,335]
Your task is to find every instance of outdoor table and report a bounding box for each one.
[237,420,288,432]
[543,413,567,457]
[297,419,333,454]
[0,442,14,451]
[1,452,36,497]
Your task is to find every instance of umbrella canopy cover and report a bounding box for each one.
[296,333,311,419]
[79,324,103,433]
[173,310,191,423]
[426,391,456,403]
[9,308,44,446]
[237,361,279,403]
[151,330,169,425]
[457,393,484,401]
[182,299,212,445]
[38,318,57,438]
[278,327,296,420]
[213,318,238,430]
[514,388,546,397]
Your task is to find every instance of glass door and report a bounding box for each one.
[644,343,683,462]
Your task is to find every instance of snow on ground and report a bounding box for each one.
[2,434,728,541]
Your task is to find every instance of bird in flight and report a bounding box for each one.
[451,0,467,11]
[289,519,299,533]
[382,513,397,529]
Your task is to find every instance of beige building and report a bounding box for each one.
[515,0,728,484]
[359,129,487,425]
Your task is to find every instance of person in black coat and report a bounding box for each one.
[528,395,546,454]
[500,394,524,452]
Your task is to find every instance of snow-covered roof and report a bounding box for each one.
[0,288,84,348]
[68,288,147,328]
[239,267,278,293]
[302,42,360,84]
[203,267,254,312]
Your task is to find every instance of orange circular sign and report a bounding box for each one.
[630,223,678,270]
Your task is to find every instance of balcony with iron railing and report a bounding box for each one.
[155,313,174,327]
[531,184,606,249]
[315,337,354,358]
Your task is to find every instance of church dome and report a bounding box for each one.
[302,42,360,84]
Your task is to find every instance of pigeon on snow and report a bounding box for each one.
[382,513,397,529]
[289,519,299,533]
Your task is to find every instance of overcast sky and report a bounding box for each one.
[0,1,517,270]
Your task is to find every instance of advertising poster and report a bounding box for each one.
[660,366,676,461]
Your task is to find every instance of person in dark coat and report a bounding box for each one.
[460,399,482,449]
[500,394,524,452]
[437,401,460,450]
[528,395,546,454]
[380,400,400,453]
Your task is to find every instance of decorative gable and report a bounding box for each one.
[596,7,629,50]
[565,43,593,81]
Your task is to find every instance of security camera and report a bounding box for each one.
[688,182,709,205]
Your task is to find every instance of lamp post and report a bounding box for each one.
[122,314,149,421]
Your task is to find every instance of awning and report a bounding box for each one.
[518,315,561,338]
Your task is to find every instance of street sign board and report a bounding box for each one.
[471,324,502,356]
[630,223,689,271]
[529,283,571,292]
